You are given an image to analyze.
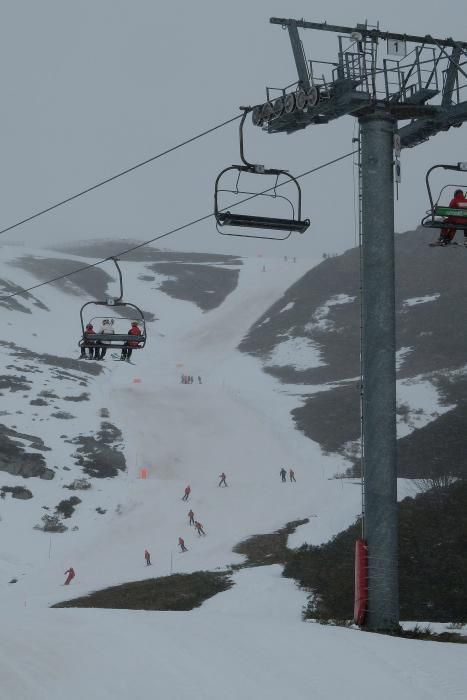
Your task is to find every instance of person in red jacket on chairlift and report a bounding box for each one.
[120,321,142,361]
[437,189,467,245]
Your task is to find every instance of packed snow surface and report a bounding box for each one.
[0,248,465,699]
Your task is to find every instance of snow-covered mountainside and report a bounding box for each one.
[0,243,361,588]
[0,241,465,700]
[241,226,467,478]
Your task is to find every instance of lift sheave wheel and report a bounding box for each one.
[214,108,310,240]
[78,258,147,351]
[421,162,467,231]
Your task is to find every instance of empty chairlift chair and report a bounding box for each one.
[214,108,310,240]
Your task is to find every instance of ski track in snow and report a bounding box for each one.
[0,247,465,700]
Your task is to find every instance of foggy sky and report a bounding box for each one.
[1,0,467,260]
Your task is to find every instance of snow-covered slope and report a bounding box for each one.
[0,244,465,700]
[0,247,356,593]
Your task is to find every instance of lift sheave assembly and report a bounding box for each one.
[79,257,147,351]
[421,162,467,230]
[214,109,310,240]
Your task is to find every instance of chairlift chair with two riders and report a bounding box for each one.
[214,107,310,240]
[79,257,147,355]
[421,162,467,245]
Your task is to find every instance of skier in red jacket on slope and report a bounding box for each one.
[64,567,75,585]
[194,521,206,536]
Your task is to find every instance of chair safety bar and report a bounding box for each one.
[433,206,467,218]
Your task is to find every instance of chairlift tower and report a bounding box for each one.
[251,18,467,632]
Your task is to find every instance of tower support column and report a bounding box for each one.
[360,111,399,632]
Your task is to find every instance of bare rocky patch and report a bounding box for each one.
[0,426,54,479]
[0,375,33,392]
[1,485,33,500]
[63,393,90,402]
[0,278,49,313]
[70,422,126,478]
[55,496,82,518]
[30,398,48,406]
[0,341,102,377]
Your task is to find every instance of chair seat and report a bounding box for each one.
[217,212,310,234]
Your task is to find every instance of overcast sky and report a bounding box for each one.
[1,0,467,259]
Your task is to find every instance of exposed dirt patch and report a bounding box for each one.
[233,518,309,568]
[53,571,234,611]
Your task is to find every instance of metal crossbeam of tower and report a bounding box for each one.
[251,17,467,149]
[250,18,467,633]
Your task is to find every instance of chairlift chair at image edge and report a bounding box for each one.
[421,162,467,230]
[79,257,147,351]
[214,108,310,240]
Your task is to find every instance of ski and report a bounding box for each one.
[111,353,136,365]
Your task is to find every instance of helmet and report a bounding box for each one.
[86,323,93,329]
[102,319,109,325]
[131,321,139,326]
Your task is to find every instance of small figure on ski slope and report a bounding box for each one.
[435,189,467,245]
[218,472,227,487]
[182,485,191,501]
[194,521,206,536]
[95,318,115,360]
[64,567,75,585]
[280,467,287,483]
[198,376,202,384]
[178,537,188,552]
[188,509,195,526]
[80,324,96,359]
[121,321,142,361]
[144,549,151,566]
[289,468,296,483]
